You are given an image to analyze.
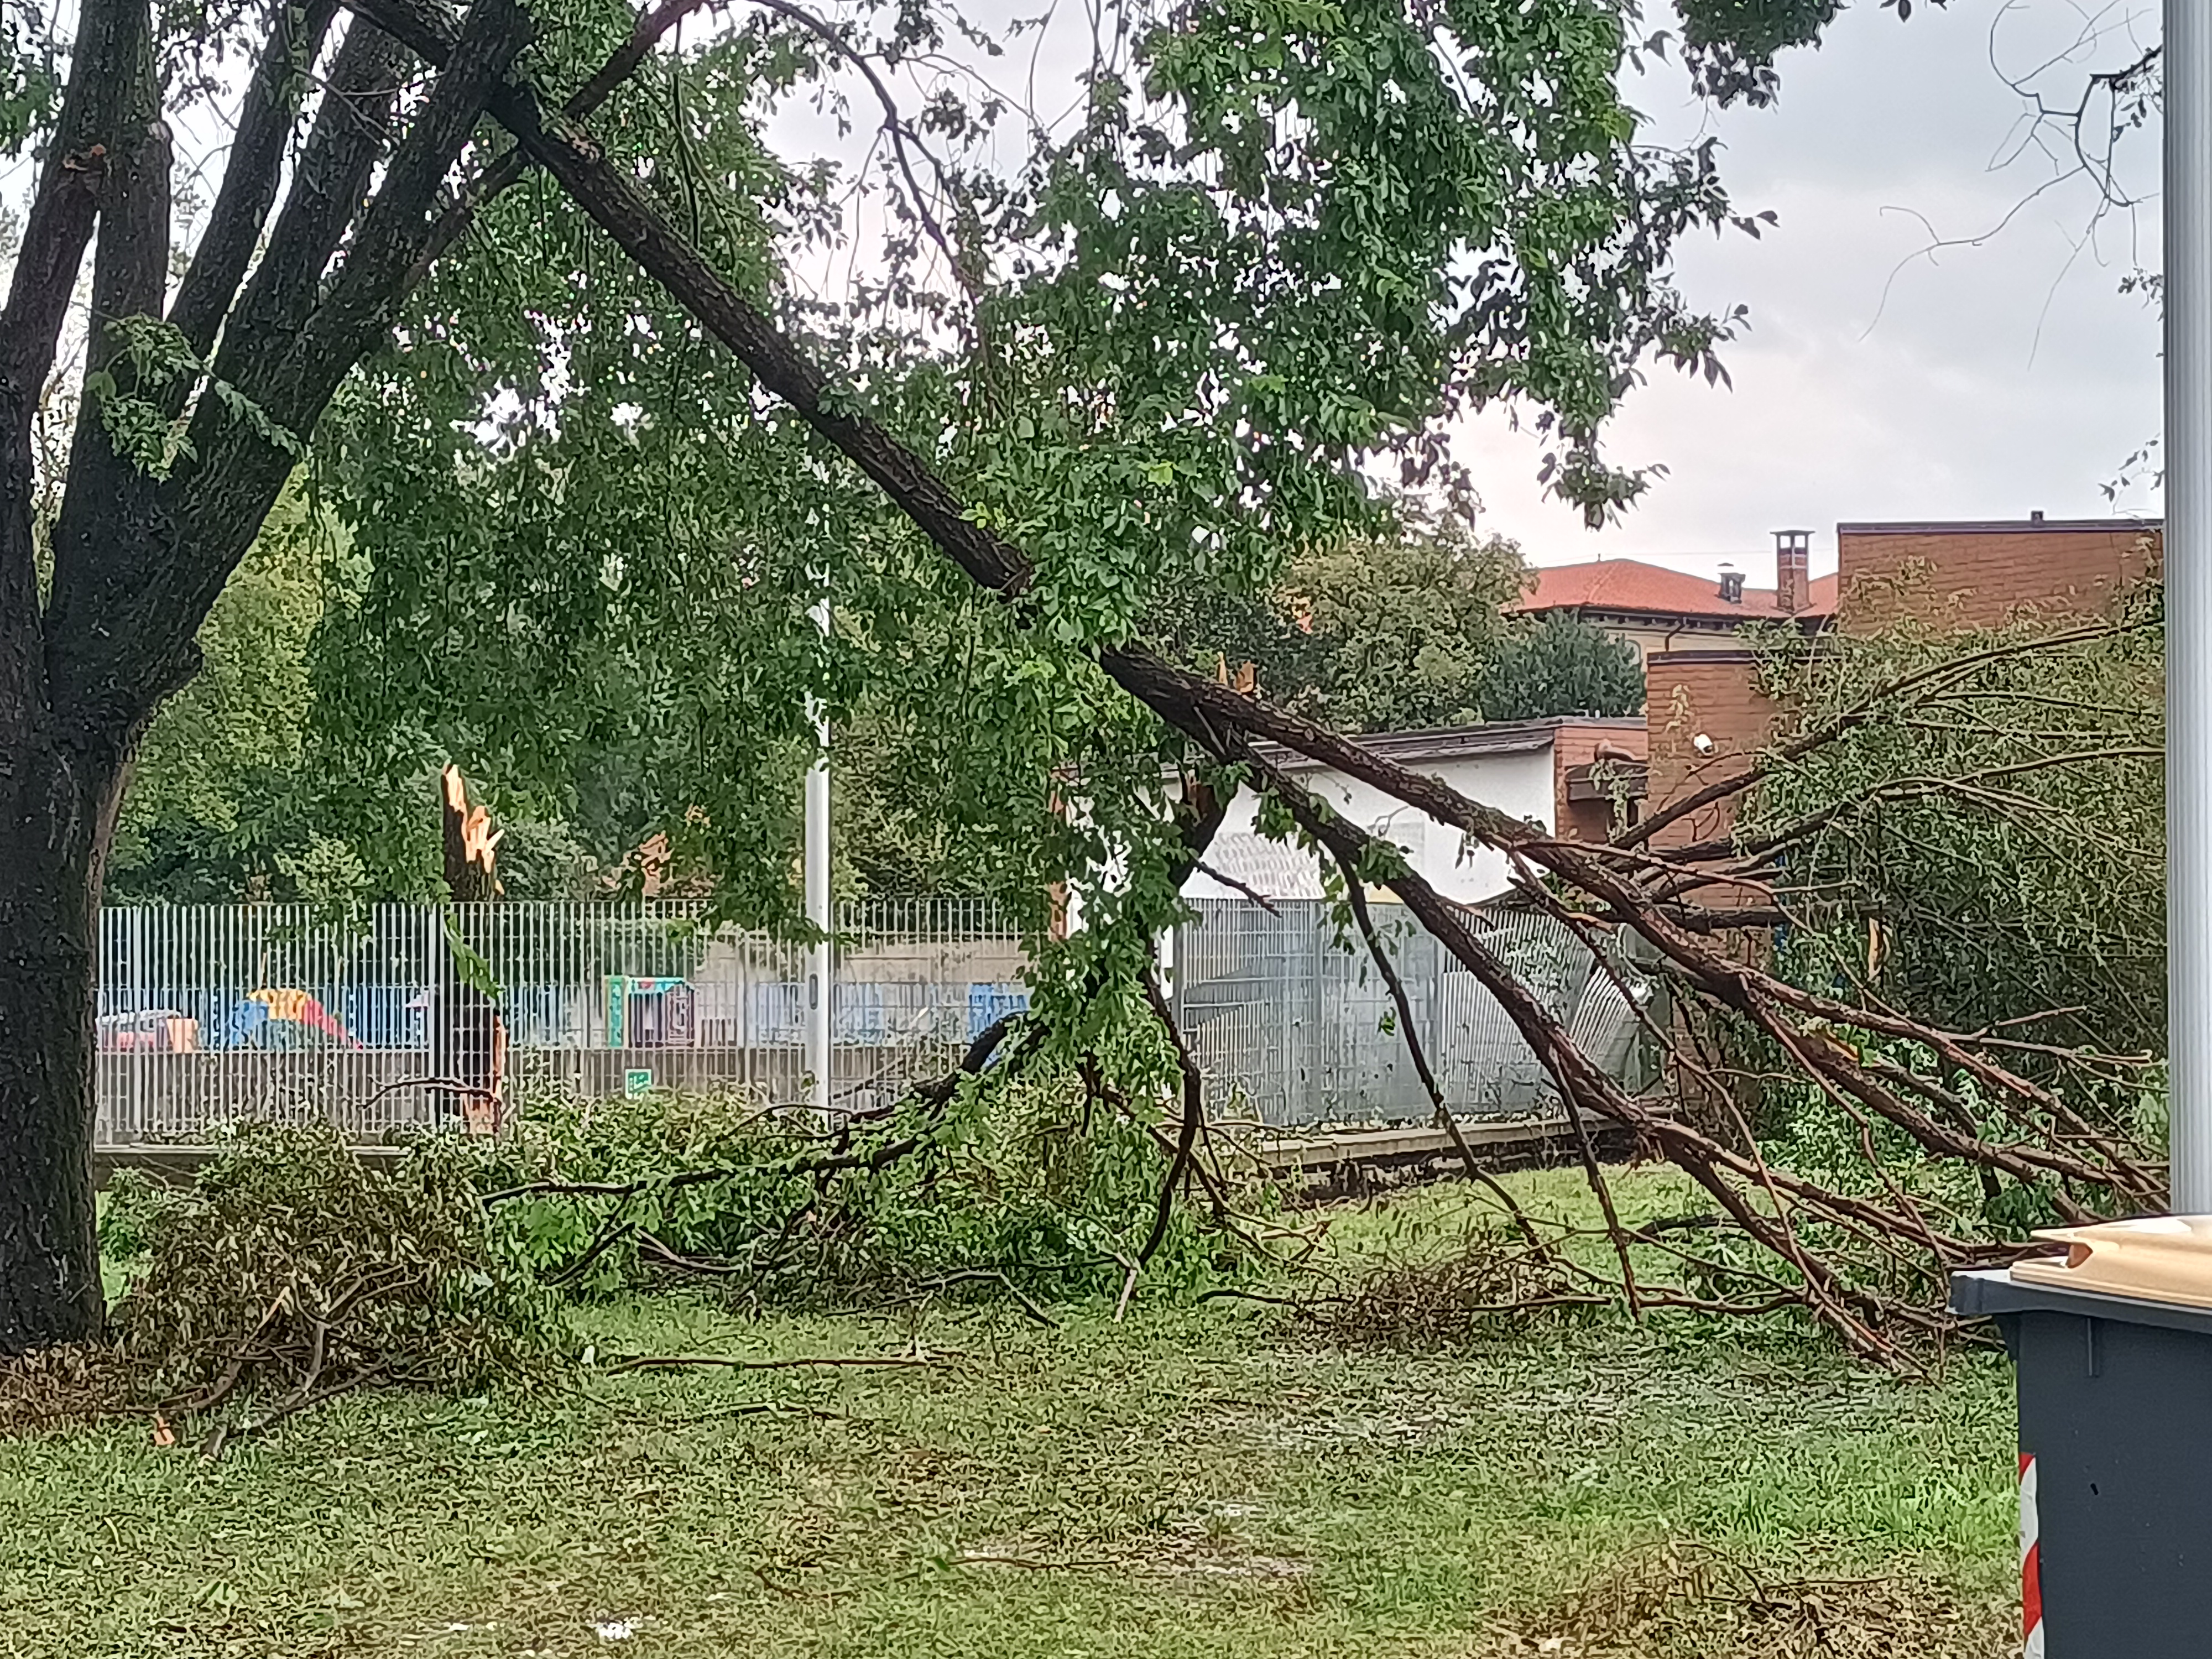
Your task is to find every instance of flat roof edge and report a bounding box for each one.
[1838,518,2162,535]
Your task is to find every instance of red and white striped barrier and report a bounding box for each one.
[2021,1452,2044,1657]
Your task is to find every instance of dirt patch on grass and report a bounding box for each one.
[0,1344,137,1437]
[1480,1543,2013,1659]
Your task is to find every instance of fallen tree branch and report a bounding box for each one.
[1324,849,1551,1259]
[547,1218,639,1286]
[602,1352,941,1373]
[1187,858,1281,914]
[1135,971,1202,1271]
[339,0,2159,1364]
[486,1013,1025,1206]
[890,1269,1060,1329]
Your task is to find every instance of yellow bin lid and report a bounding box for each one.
[2011,1216,2212,1309]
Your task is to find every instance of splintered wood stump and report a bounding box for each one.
[438,765,505,1134]
[442,764,500,901]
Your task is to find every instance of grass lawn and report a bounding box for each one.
[1,1181,2022,1658]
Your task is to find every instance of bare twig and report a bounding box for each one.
[1326,848,1551,1258]
[1187,858,1281,914]
[892,1269,1060,1329]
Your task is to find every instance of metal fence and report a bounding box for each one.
[1168,898,1653,1126]
[91,894,1650,1143]
[93,898,1028,1145]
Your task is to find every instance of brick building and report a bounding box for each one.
[1642,516,2163,853]
[1512,533,1835,662]
[1828,515,2158,630]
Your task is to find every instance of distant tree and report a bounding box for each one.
[104,491,374,906]
[1481,614,1646,721]
[488,820,606,900]
[1140,567,1322,712]
[1281,526,1527,733]
[1146,518,1527,734]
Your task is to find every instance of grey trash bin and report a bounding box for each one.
[1951,1267,2212,1657]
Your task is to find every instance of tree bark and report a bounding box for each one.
[0,0,531,1353]
[0,731,126,1353]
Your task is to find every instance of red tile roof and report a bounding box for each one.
[1511,559,1837,623]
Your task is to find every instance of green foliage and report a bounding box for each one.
[474,1090,807,1293]
[1010,0,1739,541]
[492,818,607,900]
[98,0,1785,917]
[289,0,1750,928]
[1149,518,1529,733]
[101,1123,568,1404]
[1744,580,2164,1057]
[1482,612,1646,721]
[1149,524,1641,733]
[1673,0,1843,104]
[1718,584,2167,1278]
[1278,525,1527,732]
[469,1068,1243,1306]
[1754,1031,2080,1240]
[1669,1,1940,106]
[106,486,372,904]
[86,316,306,480]
[0,0,55,156]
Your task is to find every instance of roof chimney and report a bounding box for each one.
[1773,529,1811,615]
[1717,565,1745,605]
[2030,509,2046,523]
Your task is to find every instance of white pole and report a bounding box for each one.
[2169,0,2212,1211]
[805,586,833,1118]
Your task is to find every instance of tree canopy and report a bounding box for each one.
[285,0,1745,924]
[1745,581,2164,1061]
[1483,612,1646,722]
[1148,523,1645,735]
[0,0,1943,1354]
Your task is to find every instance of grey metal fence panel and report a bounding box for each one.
[1172,898,1650,1127]
[93,898,1027,1145]
[93,895,1648,1142]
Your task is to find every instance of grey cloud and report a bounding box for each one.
[1465,0,2164,571]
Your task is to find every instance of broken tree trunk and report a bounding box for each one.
[437,765,504,1133]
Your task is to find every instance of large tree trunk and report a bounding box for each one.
[0,731,126,1354]
[0,0,531,1357]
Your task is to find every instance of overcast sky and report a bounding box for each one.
[1463,0,2166,581]
[7,0,2166,593]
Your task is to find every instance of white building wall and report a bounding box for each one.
[1181,746,1556,906]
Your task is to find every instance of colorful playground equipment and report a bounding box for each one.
[227,988,361,1050]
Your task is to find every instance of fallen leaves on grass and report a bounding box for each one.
[0,1344,135,1436]
[1481,1542,2011,1659]
[1285,1225,1607,1348]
